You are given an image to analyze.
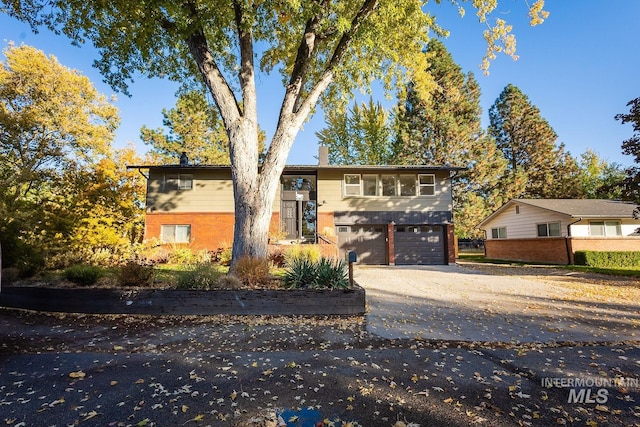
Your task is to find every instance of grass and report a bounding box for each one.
[457,253,640,278]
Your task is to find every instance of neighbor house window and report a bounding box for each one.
[589,221,622,236]
[491,227,507,239]
[161,225,191,243]
[418,174,436,196]
[381,175,397,196]
[165,174,193,191]
[537,222,561,237]
[344,174,361,196]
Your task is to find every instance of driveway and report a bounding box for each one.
[355,263,640,343]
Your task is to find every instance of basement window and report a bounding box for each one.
[161,225,191,243]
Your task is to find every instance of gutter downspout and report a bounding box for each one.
[565,217,582,264]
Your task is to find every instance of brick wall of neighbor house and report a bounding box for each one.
[568,237,640,263]
[145,212,281,250]
[485,238,570,264]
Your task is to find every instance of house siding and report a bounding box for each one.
[482,203,570,239]
[141,165,456,265]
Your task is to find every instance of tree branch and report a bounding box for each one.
[233,0,257,122]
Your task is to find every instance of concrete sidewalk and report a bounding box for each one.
[355,264,640,343]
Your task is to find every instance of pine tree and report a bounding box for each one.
[488,84,582,198]
[615,97,640,204]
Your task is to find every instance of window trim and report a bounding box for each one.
[537,222,561,237]
[160,224,192,243]
[589,220,622,237]
[343,174,361,196]
[165,173,194,191]
[342,173,438,197]
[418,174,436,196]
[491,227,507,239]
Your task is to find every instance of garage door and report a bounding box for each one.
[394,225,444,265]
[337,225,387,265]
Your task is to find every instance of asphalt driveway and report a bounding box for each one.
[355,263,640,343]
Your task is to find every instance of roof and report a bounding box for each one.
[127,164,466,172]
[478,198,639,228]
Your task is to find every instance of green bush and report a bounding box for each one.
[283,256,349,290]
[117,261,155,287]
[574,251,640,268]
[64,265,104,286]
[175,263,223,290]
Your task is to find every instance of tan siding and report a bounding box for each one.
[317,169,452,213]
[147,168,235,212]
[482,203,570,239]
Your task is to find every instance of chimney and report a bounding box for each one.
[179,151,189,166]
[318,145,329,166]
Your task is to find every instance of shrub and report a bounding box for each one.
[574,251,640,268]
[283,257,318,289]
[283,256,349,290]
[210,245,233,266]
[175,263,223,290]
[64,265,104,286]
[268,249,287,268]
[314,257,349,289]
[216,274,243,289]
[284,245,322,267]
[117,261,155,287]
[233,256,272,287]
[168,246,195,264]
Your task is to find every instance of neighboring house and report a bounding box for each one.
[129,147,462,265]
[478,199,640,264]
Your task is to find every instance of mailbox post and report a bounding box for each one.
[348,251,357,287]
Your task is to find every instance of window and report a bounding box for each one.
[344,174,361,196]
[165,174,193,191]
[399,175,416,196]
[537,222,561,237]
[342,173,437,197]
[362,175,378,196]
[418,174,435,196]
[491,227,507,239]
[381,175,397,196]
[589,221,622,236]
[161,225,191,243]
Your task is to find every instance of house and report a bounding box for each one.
[478,199,640,264]
[129,147,462,265]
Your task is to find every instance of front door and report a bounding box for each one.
[280,174,317,241]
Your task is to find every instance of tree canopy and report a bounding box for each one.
[2,0,549,262]
[615,97,640,204]
[0,43,145,272]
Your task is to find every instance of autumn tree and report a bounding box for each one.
[488,84,582,199]
[577,149,625,199]
[0,43,121,270]
[316,97,393,165]
[615,97,640,203]
[3,0,549,264]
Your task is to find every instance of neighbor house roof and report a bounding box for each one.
[478,199,638,228]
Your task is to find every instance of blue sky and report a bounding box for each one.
[1,1,639,167]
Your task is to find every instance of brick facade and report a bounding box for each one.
[485,237,640,265]
[145,212,281,250]
[445,223,456,264]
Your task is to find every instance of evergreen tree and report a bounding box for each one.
[488,84,582,198]
[614,97,640,204]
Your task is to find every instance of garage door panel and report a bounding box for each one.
[395,225,444,265]
[337,225,386,265]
